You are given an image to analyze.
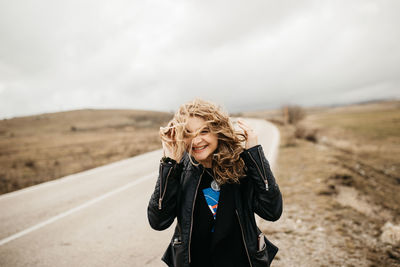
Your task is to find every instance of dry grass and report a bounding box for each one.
[243,99,400,266]
[1,100,399,265]
[0,109,173,194]
[305,100,400,215]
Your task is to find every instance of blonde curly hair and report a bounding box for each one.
[160,98,247,184]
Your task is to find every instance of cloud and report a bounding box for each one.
[0,0,399,118]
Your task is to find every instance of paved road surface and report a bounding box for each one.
[0,118,279,267]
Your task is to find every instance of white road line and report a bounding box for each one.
[0,171,157,246]
[0,149,162,201]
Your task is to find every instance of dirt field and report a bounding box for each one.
[1,100,399,266]
[247,100,400,266]
[0,109,172,194]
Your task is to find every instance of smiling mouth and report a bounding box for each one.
[193,145,208,152]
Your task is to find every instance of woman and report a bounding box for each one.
[147,98,282,267]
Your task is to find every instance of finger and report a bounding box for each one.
[237,119,249,127]
[237,126,248,138]
[237,119,251,128]
[162,136,176,145]
[167,120,175,127]
[237,122,250,133]
[238,123,254,133]
[237,124,248,135]
[237,122,251,132]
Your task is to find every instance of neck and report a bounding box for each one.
[200,158,212,168]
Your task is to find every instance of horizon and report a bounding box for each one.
[1,97,397,120]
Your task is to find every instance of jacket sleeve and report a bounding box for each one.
[147,159,183,231]
[240,144,283,221]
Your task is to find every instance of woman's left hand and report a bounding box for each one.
[237,119,259,149]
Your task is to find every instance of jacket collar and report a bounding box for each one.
[182,152,205,173]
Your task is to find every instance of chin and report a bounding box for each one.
[191,152,212,163]
[193,155,207,162]
[197,157,209,163]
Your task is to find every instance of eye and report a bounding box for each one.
[183,129,192,138]
[200,129,209,134]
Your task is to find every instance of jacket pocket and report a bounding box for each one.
[252,234,270,267]
[170,237,184,267]
[162,237,184,267]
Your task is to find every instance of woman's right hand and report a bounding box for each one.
[160,121,182,162]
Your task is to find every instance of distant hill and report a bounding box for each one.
[0,109,173,194]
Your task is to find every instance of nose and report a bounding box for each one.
[192,135,203,146]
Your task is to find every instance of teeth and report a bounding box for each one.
[194,145,207,151]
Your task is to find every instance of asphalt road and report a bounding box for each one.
[0,118,280,267]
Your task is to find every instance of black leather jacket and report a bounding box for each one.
[147,144,283,267]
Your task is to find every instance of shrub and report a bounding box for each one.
[295,124,319,143]
[283,105,306,124]
[25,159,36,168]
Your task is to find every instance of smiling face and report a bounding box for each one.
[184,116,218,168]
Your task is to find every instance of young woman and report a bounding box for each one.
[147,98,282,267]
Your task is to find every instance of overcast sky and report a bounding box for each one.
[0,0,399,119]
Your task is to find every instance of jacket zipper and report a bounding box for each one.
[257,146,267,184]
[247,151,269,191]
[158,166,174,209]
[188,168,205,263]
[235,209,253,267]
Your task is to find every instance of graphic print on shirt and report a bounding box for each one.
[202,188,220,232]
